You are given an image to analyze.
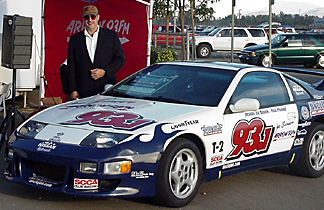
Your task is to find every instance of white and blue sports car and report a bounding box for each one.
[3,62,324,207]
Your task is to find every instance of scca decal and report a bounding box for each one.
[61,111,154,130]
[227,118,273,160]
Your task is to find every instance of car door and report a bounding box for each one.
[302,34,323,64]
[233,29,249,50]
[221,71,298,171]
[274,34,304,64]
[213,29,231,50]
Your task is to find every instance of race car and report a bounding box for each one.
[3,61,324,207]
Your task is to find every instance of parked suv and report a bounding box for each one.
[193,27,268,58]
[239,33,324,68]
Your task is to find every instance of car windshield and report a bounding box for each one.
[104,64,237,106]
[271,34,287,45]
[208,28,222,36]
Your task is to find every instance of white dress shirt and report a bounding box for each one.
[84,27,99,63]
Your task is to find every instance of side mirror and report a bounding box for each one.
[104,84,113,91]
[230,98,260,113]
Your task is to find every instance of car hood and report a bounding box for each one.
[30,95,206,134]
[243,44,269,51]
[194,36,214,43]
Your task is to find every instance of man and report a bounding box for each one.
[67,5,125,99]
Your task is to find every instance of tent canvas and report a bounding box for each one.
[44,0,151,101]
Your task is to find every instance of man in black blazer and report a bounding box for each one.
[67,5,125,100]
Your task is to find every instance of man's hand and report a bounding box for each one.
[70,91,79,100]
[91,68,105,80]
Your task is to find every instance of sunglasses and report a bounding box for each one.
[83,15,97,21]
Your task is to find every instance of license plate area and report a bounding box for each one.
[74,178,99,190]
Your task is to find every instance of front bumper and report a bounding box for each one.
[239,52,258,65]
[3,137,159,198]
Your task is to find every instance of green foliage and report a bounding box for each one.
[151,47,177,64]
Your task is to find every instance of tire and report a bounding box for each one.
[197,44,211,58]
[154,138,203,207]
[290,123,324,178]
[258,54,274,67]
[316,55,324,69]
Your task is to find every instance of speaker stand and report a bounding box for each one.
[0,68,26,150]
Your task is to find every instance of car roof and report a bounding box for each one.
[159,61,258,71]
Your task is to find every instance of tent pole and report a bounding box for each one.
[39,0,45,105]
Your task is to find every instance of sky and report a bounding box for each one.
[211,0,324,18]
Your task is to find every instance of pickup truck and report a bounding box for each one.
[152,25,183,45]
[193,27,268,58]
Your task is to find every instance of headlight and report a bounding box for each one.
[80,162,97,174]
[18,121,47,138]
[80,132,130,148]
[104,160,132,174]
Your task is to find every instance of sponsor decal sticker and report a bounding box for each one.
[313,94,323,99]
[60,99,137,111]
[294,138,304,146]
[273,130,296,140]
[245,107,286,117]
[201,123,222,136]
[171,120,199,130]
[210,154,224,166]
[37,141,57,152]
[297,129,307,136]
[308,101,324,116]
[298,121,311,128]
[222,161,240,169]
[48,132,64,142]
[276,121,294,129]
[301,106,310,120]
[131,171,154,179]
[28,174,59,188]
[74,178,98,190]
[227,118,273,160]
[212,141,224,153]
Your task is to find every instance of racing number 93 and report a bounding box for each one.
[227,118,274,160]
[62,111,153,130]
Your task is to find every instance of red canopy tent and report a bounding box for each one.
[43,0,152,101]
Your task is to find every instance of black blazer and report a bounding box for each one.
[67,28,125,98]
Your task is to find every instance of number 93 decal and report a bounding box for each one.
[227,118,274,160]
[61,111,154,130]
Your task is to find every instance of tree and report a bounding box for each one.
[154,0,220,59]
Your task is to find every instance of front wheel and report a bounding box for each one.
[154,138,203,207]
[258,54,274,67]
[196,44,212,58]
[316,55,324,69]
[290,123,324,178]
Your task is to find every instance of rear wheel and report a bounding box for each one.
[290,123,324,178]
[197,44,211,58]
[316,55,324,69]
[154,138,203,207]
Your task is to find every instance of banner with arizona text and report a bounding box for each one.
[44,0,149,100]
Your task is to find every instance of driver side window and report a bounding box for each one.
[230,71,290,108]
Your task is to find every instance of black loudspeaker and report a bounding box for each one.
[1,15,33,69]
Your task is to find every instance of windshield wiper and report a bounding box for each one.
[142,96,189,104]
[104,91,137,99]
